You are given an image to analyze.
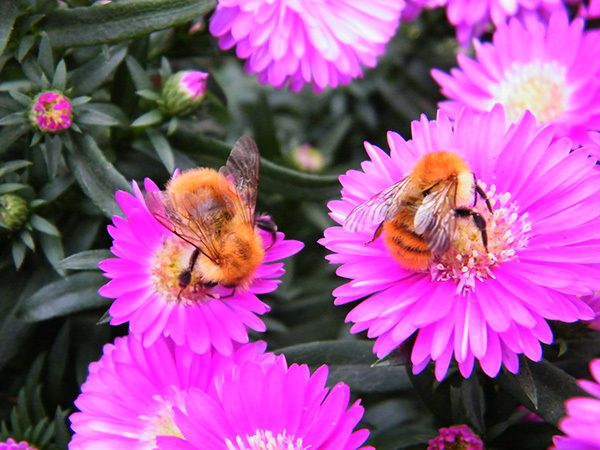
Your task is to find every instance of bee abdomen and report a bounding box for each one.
[382,217,431,271]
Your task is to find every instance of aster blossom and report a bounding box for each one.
[320,105,598,380]
[157,355,371,450]
[98,176,303,356]
[427,425,484,450]
[432,13,600,147]
[209,0,403,91]
[70,334,274,449]
[553,358,600,449]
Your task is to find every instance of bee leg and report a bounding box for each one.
[475,182,493,213]
[366,222,384,244]
[454,208,489,251]
[256,216,278,249]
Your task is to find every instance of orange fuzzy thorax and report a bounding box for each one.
[411,151,470,189]
[166,167,264,288]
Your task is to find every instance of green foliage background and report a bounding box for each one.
[0,1,598,449]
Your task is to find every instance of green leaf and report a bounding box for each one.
[126,56,151,91]
[136,89,161,102]
[51,59,67,90]
[0,111,26,126]
[76,103,128,127]
[499,358,586,425]
[37,33,54,79]
[39,175,74,202]
[39,233,65,275]
[171,129,341,201]
[67,134,130,218]
[11,241,26,269]
[43,0,216,48]
[0,1,18,58]
[0,123,29,154]
[18,272,109,322]
[57,249,111,271]
[8,89,32,107]
[69,45,127,95]
[19,230,35,251]
[0,182,28,194]
[0,159,31,177]
[146,128,174,172]
[132,109,163,127]
[47,321,70,404]
[30,214,60,236]
[16,35,35,62]
[277,341,410,393]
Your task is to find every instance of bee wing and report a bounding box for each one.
[145,190,224,265]
[219,135,259,224]
[413,180,458,255]
[344,177,412,232]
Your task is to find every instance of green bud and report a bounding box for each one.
[159,70,209,116]
[0,194,29,231]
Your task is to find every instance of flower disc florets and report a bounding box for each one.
[30,91,72,132]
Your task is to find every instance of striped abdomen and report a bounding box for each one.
[382,210,431,271]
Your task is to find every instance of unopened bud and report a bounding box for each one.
[159,70,209,116]
[0,438,39,450]
[0,194,29,231]
[290,144,326,173]
[30,91,72,133]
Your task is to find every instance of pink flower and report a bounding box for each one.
[157,356,371,450]
[427,425,484,450]
[581,294,600,330]
[0,439,37,450]
[209,0,403,91]
[553,358,600,449]
[320,106,599,380]
[98,177,303,355]
[432,13,600,147]
[70,334,274,449]
[30,91,72,132]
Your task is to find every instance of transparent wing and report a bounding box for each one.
[413,180,458,255]
[343,177,412,232]
[145,191,225,265]
[219,135,259,224]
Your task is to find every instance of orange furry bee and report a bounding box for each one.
[146,135,276,293]
[344,151,492,271]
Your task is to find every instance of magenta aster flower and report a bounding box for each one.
[98,177,303,355]
[432,13,600,147]
[427,425,484,450]
[70,334,273,449]
[156,356,371,450]
[553,358,600,450]
[29,91,72,132]
[209,0,404,91]
[320,106,599,380]
[0,439,37,450]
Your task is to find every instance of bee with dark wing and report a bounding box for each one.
[344,151,492,271]
[146,136,276,296]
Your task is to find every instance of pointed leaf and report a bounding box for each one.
[131,109,163,127]
[67,134,130,217]
[0,1,18,57]
[43,0,216,48]
[146,128,174,172]
[37,33,54,79]
[18,272,109,322]
[69,45,127,95]
[30,214,60,236]
[57,249,111,271]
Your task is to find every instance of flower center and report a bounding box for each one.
[490,61,569,124]
[430,183,531,294]
[151,236,212,304]
[139,393,184,449]
[31,92,72,132]
[225,430,307,450]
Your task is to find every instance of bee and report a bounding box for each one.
[145,135,277,295]
[344,151,492,271]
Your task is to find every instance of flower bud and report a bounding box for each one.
[159,70,209,116]
[0,438,38,450]
[427,425,484,450]
[289,144,325,173]
[30,91,72,133]
[0,194,29,232]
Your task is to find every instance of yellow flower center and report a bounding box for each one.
[490,61,569,124]
[226,430,307,450]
